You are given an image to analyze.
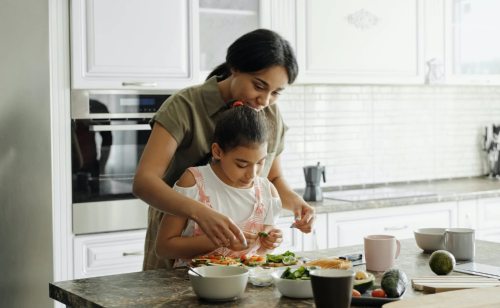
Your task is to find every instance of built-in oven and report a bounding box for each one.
[71,91,172,234]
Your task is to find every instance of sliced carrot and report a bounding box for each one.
[257,257,265,261]
[209,255,222,260]
[250,256,258,261]
[220,261,228,264]
[244,260,250,264]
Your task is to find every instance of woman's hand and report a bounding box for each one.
[193,206,248,248]
[259,228,283,250]
[287,196,316,233]
[228,231,258,251]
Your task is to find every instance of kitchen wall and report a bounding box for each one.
[279,85,500,189]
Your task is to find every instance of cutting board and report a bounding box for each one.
[412,275,500,293]
[382,287,500,308]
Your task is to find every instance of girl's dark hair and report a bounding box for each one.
[207,29,298,84]
[195,100,270,166]
[215,99,269,152]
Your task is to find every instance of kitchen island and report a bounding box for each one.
[50,239,500,308]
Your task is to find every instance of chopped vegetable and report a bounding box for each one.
[258,231,269,237]
[371,289,386,298]
[352,290,362,297]
[267,251,296,264]
[280,266,317,280]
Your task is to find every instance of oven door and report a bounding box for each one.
[71,119,151,234]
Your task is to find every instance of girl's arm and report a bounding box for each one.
[267,155,315,233]
[133,123,246,247]
[155,170,219,260]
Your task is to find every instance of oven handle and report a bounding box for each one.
[122,82,157,87]
[89,124,151,132]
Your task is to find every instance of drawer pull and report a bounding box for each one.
[122,82,157,87]
[384,225,408,231]
[123,251,145,257]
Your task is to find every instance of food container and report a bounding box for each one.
[271,266,314,298]
[188,266,249,301]
[413,228,446,252]
[248,267,279,286]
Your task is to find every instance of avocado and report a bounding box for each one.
[381,268,408,298]
[429,250,456,275]
[353,272,375,294]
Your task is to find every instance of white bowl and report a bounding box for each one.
[188,266,249,301]
[414,228,446,252]
[271,267,314,298]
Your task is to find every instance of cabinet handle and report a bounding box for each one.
[122,82,157,87]
[123,251,145,256]
[89,124,151,132]
[384,225,408,231]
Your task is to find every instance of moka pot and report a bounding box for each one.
[303,162,326,201]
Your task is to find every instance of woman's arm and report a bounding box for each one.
[133,123,246,247]
[267,155,316,233]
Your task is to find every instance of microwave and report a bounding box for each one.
[71,90,172,234]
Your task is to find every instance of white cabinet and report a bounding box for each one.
[274,216,303,254]
[71,0,198,89]
[477,198,500,231]
[444,0,500,85]
[458,200,478,229]
[477,228,500,243]
[295,0,425,84]
[74,230,146,279]
[303,213,328,251]
[327,202,457,247]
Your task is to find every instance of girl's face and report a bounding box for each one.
[229,66,289,111]
[212,143,268,189]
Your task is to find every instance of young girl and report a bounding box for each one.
[155,101,282,266]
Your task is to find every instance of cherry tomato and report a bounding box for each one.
[241,255,247,261]
[371,289,386,298]
[352,290,361,297]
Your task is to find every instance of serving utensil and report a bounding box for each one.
[188,266,204,277]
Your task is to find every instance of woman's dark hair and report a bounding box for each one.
[207,29,298,84]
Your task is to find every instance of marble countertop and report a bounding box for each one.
[50,239,500,308]
[280,177,500,217]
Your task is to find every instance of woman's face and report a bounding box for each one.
[230,66,289,111]
[212,143,268,189]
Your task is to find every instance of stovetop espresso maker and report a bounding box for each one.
[303,162,326,201]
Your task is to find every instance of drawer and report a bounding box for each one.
[477,198,500,230]
[74,230,146,279]
[273,215,303,254]
[328,202,457,248]
[477,228,500,243]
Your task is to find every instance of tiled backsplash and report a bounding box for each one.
[279,85,500,189]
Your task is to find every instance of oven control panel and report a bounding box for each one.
[89,94,170,114]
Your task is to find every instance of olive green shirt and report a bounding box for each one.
[143,76,288,270]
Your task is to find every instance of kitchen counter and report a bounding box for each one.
[282,177,500,217]
[49,239,500,308]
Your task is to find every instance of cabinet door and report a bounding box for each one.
[477,228,500,243]
[71,0,198,89]
[477,198,500,230]
[74,230,146,279]
[328,202,457,247]
[274,216,303,254]
[303,213,328,251]
[444,0,500,85]
[458,199,478,229]
[296,0,424,84]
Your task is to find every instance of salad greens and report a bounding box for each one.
[280,266,318,280]
[266,251,296,264]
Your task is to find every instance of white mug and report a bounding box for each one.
[364,235,401,272]
[444,228,475,261]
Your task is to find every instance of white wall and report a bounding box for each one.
[280,85,499,189]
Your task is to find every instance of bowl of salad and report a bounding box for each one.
[271,266,320,298]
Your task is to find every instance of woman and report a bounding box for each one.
[133,29,316,270]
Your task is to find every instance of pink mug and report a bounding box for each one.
[364,235,401,271]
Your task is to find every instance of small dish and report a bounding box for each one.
[188,266,249,301]
[248,267,279,286]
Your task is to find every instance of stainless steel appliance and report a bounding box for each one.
[71,91,171,234]
[303,162,326,202]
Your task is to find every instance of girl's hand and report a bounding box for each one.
[194,207,247,248]
[288,197,316,233]
[259,228,283,250]
[228,231,258,251]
